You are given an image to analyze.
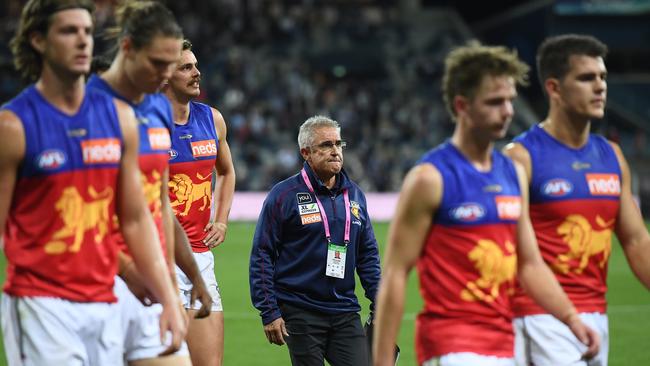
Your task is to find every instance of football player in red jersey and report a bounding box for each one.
[505,34,650,366]
[373,42,599,366]
[162,39,235,366]
[0,1,186,364]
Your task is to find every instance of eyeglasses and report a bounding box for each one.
[310,140,347,151]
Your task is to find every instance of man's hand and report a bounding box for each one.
[566,313,600,359]
[204,221,227,249]
[157,298,189,356]
[364,311,375,337]
[120,259,157,305]
[264,317,289,346]
[190,277,213,319]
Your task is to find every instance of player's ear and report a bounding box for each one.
[29,31,46,55]
[544,78,560,99]
[120,36,133,57]
[453,95,468,118]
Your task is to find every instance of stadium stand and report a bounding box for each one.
[0,0,647,210]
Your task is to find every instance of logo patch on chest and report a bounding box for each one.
[148,128,171,150]
[449,203,485,222]
[301,213,322,225]
[572,161,591,171]
[191,139,217,158]
[350,200,361,219]
[299,203,319,215]
[296,193,312,204]
[495,196,521,220]
[36,149,66,170]
[483,184,502,193]
[67,128,87,137]
[586,174,620,196]
[81,138,121,164]
[541,178,573,197]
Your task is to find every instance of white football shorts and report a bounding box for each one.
[1,293,121,366]
[423,352,515,366]
[175,250,223,312]
[514,312,608,366]
[114,276,189,361]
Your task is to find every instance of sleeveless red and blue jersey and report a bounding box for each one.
[87,75,172,258]
[416,142,522,362]
[512,124,620,316]
[168,101,217,253]
[2,85,122,302]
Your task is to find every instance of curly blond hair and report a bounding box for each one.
[442,41,529,119]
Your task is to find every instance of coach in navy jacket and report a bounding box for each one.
[249,115,381,366]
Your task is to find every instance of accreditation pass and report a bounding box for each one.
[326,243,346,279]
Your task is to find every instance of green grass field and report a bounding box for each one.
[1,221,649,365]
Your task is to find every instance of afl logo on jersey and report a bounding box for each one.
[36,149,66,170]
[449,203,485,222]
[168,149,178,160]
[541,178,573,197]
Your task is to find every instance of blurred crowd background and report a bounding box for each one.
[1,0,649,211]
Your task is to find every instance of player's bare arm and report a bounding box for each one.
[502,142,532,183]
[113,98,187,354]
[373,163,440,366]
[118,250,156,305]
[174,216,213,318]
[513,161,600,358]
[203,107,235,248]
[609,142,650,289]
[0,110,25,236]
[160,167,177,277]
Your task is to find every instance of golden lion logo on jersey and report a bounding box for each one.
[142,170,162,218]
[44,186,113,255]
[169,172,212,216]
[553,214,614,274]
[111,170,163,230]
[461,240,517,303]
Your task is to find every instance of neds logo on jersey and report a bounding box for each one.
[495,196,521,220]
[449,203,485,222]
[148,128,171,150]
[37,149,66,170]
[191,139,217,158]
[541,178,573,197]
[81,138,121,164]
[586,173,620,196]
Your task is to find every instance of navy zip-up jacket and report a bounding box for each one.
[249,162,381,325]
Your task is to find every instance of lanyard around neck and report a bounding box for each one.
[300,168,350,244]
